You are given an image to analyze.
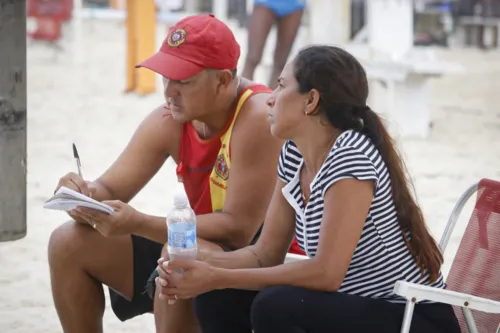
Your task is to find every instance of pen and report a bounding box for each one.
[72,143,84,179]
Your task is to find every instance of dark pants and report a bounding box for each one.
[194,286,461,333]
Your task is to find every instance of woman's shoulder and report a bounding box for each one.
[326,131,377,165]
[333,130,373,151]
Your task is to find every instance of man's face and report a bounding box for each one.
[163,70,219,123]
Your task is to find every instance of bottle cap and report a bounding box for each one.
[173,189,189,208]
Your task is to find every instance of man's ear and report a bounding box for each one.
[215,69,234,89]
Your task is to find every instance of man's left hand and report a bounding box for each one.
[71,200,140,237]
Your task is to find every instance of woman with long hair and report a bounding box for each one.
[155,45,461,333]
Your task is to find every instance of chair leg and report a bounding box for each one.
[400,299,415,333]
[462,307,479,333]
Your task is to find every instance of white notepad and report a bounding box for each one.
[43,186,114,214]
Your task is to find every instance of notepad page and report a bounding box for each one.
[44,186,114,214]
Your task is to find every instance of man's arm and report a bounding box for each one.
[136,94,283,248]
[70,105,181,233]
[91,105,179,203]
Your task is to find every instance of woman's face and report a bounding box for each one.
[266,61,308,140]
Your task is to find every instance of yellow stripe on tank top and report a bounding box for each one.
[209,89,254,212]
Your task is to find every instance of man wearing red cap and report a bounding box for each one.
[48,14,283,333]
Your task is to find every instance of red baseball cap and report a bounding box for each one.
[136,14,240,81]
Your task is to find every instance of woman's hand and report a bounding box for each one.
[156,259,217,302]
[71,200,141,236]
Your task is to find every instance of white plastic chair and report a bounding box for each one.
[395,178,500,333]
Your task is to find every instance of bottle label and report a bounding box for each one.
[168,223,196,249]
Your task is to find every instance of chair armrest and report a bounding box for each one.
[394,281,500,314]
[284,253,308,263]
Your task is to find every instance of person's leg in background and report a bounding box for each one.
[193,288,259,333]
[241,2,276,82]
[250,286,461,333]
[268,2,304,89]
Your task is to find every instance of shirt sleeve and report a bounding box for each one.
[277,141,289,183]
[321,146,378,196]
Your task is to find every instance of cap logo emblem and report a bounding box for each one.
[167,28,187,48]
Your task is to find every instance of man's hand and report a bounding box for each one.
[71,200,141,237]
[55,172,98,224]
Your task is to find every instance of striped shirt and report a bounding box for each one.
[278,130,445,302]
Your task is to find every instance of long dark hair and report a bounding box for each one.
[293,45,443,282]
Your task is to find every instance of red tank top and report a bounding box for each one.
[176,84,269,214]
[175,84,305,255]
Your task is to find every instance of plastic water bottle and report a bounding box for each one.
[167,190,197,266]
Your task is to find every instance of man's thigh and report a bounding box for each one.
[110,235,163,321]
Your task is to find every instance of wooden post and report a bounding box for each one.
[0,0,27,242]
[125,0,156,95]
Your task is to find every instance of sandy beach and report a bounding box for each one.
[1,17,500,333]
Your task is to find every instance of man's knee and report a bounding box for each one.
[48,220,91,267]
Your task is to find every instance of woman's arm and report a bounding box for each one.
[207,178,375,292]
[159,176,297,298]
[200,177,297,269]
[163,177,375,299]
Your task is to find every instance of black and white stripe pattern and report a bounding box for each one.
[278,130,445,303]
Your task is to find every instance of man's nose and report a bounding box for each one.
[163,79,179,97]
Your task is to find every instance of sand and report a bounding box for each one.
[0,17,499,333]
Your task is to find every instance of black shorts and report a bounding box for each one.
[109,235,163,321]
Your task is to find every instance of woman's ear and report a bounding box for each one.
[304,88,320,115]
